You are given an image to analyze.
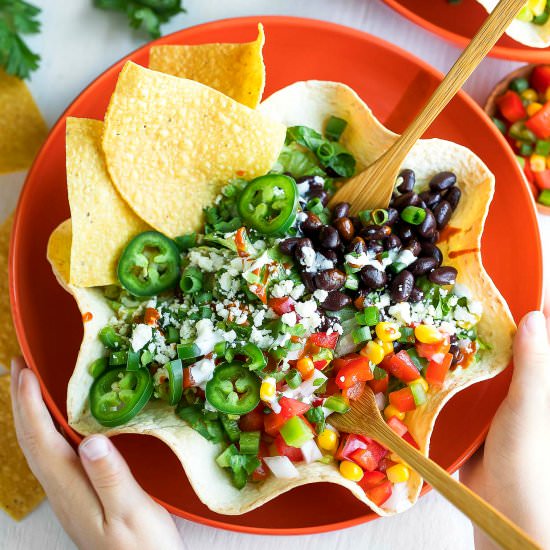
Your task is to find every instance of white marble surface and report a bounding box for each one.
[0,1,548,548]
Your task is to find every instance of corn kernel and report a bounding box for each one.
[408,376,429,392]
[375,322,401,342]
[530,153,546,172]
[521,88,538,102]
[527,102,543,117]
[297,356,315,380]
[375,338,394,355]
[384,404,406,421]
[339,460,364,481]
[387,464,410,483]
[260,379,276,401]
[317,429,338,453]
[360,340,385,364]
[414,324,443,344]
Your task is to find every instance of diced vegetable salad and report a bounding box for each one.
[447,0,550,25]
[491,64,550,209]
[88,116,487,507]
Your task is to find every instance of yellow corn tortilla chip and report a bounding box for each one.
[102,61,286,238]
[149,23,265,108]
[0,375,45,520]
[0,214,21,369]
[0,71,47,174]
[66,117,150,287]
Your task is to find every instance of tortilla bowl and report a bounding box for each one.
[46,78,514,516]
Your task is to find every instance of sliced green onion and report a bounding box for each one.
[177,342,202,360]
[344,273,359,290]
[194,291,213,305]
[306,197,324,214]
[109,350,127,366]
[165,326,179,344]
[285,368,302,389]
[316,141,335,164]
[324,395,350,413]
[98,326,125,349]
[401,205,427,225]
[174,232,197,251]
[398,326,415,344]
[358,209,372,226]
[325,116,347,141]
[239,431,261,455]
[126,350,141,371]
[352,326,372,344]
[356,306,380,327]
[180,266,203,294]
[372,209,389,225]
[89,357,108,379]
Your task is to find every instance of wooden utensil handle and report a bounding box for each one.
[365,422,541,550]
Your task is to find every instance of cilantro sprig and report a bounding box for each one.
[93,0,186,39]
[0,0,41,79]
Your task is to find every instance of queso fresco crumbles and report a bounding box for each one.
[88,117,487,506]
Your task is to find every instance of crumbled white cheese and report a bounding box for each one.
[313,289,328,302]
[222,330,237,343]
[252,308,266,327]
[397,249,416,267]
[388,302,412,324]
[130,324,152,352]
[271,279,294,298]
[194,319,223,355]
[290,283,305,300]
[281,311,297,327]
[189,358,216,390]
[250,327,275,348]
[299,246,316,269]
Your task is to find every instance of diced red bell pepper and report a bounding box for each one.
[252,441,269,481]
[239,406,265,432]
[343,380,365,401]
[350,441,388,472]
[530,65,550,94]
[535,169,550,190]
[523,158,536,187]
[309,331,339,349]
[365,480,393,507]
[383,350,420,383]
[279,397,311,418]
[273,433,303,462]
[526,102,550,139]
[268,296,295,315]
[332,353,363,372]
[357,470,386,491]
[335,357,373,390]
[389,387,416,412]
[425,352,453,387]
[313,359,329,370]
[368,371,389,395]
[264,412,287,437]
[403,431,420,450]
[496,90,526,123]
[335,433,369,461]
[387,416,408,437]
[183,367,195,389]
[416,334,450,361]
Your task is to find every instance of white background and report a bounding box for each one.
[1,1,548,549]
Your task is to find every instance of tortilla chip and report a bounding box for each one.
[50,81,515,517]
[0,71,47,174]
[149,23,265,108]
[476,0,550,47]
[0,214,21,369]
[0,375,45,520]
[102,61,286,238]
[66,118,150,287]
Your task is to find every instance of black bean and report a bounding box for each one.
[300,271,316,292]
[405,238,421,257]
[409,286,424,303]
[419,191,441,210]
[333,217,355,242]
[409,256,438,276]
[423,230,440,244]
[433,200,453,229]
[445,187,461,210]
[428,266,457,285]
[297,175,324,192]
[384,234,402,250]
[279,237,300,256]
[300,212,323,237]
[319,225,340,249]
[361,225,391,241]
[294,238,314,265]
[314,268,346,291]
[392,192,421,210]
[360,265,387,289]
[421,243,443,266]
[397,169,415,193]
[320,249,338,263]
[390,270,414,302]
[332,202,350,219]
[429,171,456,192]
[450,334,458,344]
[366,241,384,254]
[418,209,437,238]
[386,208,399,225]
[310,189,329,206]
[350,216,362,232]
[348,236,367,255]
[450,344,464,365]
[392,342,405,354]
[320,291,352,311]
[394,222,414,243]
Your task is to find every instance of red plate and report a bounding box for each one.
[382,0,550,62]
[9,17,543,534]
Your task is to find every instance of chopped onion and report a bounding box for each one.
[379,482,411,513]
[263,456,299,479]
[299,369,327,397]
[375,392,386,410]
[300,439,323,464]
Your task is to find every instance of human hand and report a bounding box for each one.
[461,298,550,549]
[10,357,185,550]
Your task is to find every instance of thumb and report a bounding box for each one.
[79,435,152,521]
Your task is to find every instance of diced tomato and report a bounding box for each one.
[530,65,550,94]
[425,352,453,387]
[389,387,416,412]
[239,406,264,432]
[279,397,311,418]
[367,371,389,394]
[382,350,420,383]
[273,434,303,462]
[144,307,160,326]
[183,367,194,389]
[335,433,369,461]
[335,356,373,390]
[309,331,339,349]
[403,431,420,449]
[416,334,450,361]
[264,412,287,437]
[357,470,386,491]
[526,101,550,139]
[350,441,388,472]
[314,359,328,370]
[387,416,408,437]
[252,441,269,481]
[496,90,526,123]
[365,480,393,507]
[534,169,550,190]
[343,381,365,401]
[268,296,295,315]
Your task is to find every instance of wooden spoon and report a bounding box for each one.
[329,0,528,213]
[329,387,541,550]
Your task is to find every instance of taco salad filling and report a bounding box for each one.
[87,117,488,508]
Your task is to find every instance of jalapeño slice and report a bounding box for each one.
[205,362,261,415]
[237,174,298,235]
[90,367,153,427]
[157,359,184,406]
[117,231,180,297]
